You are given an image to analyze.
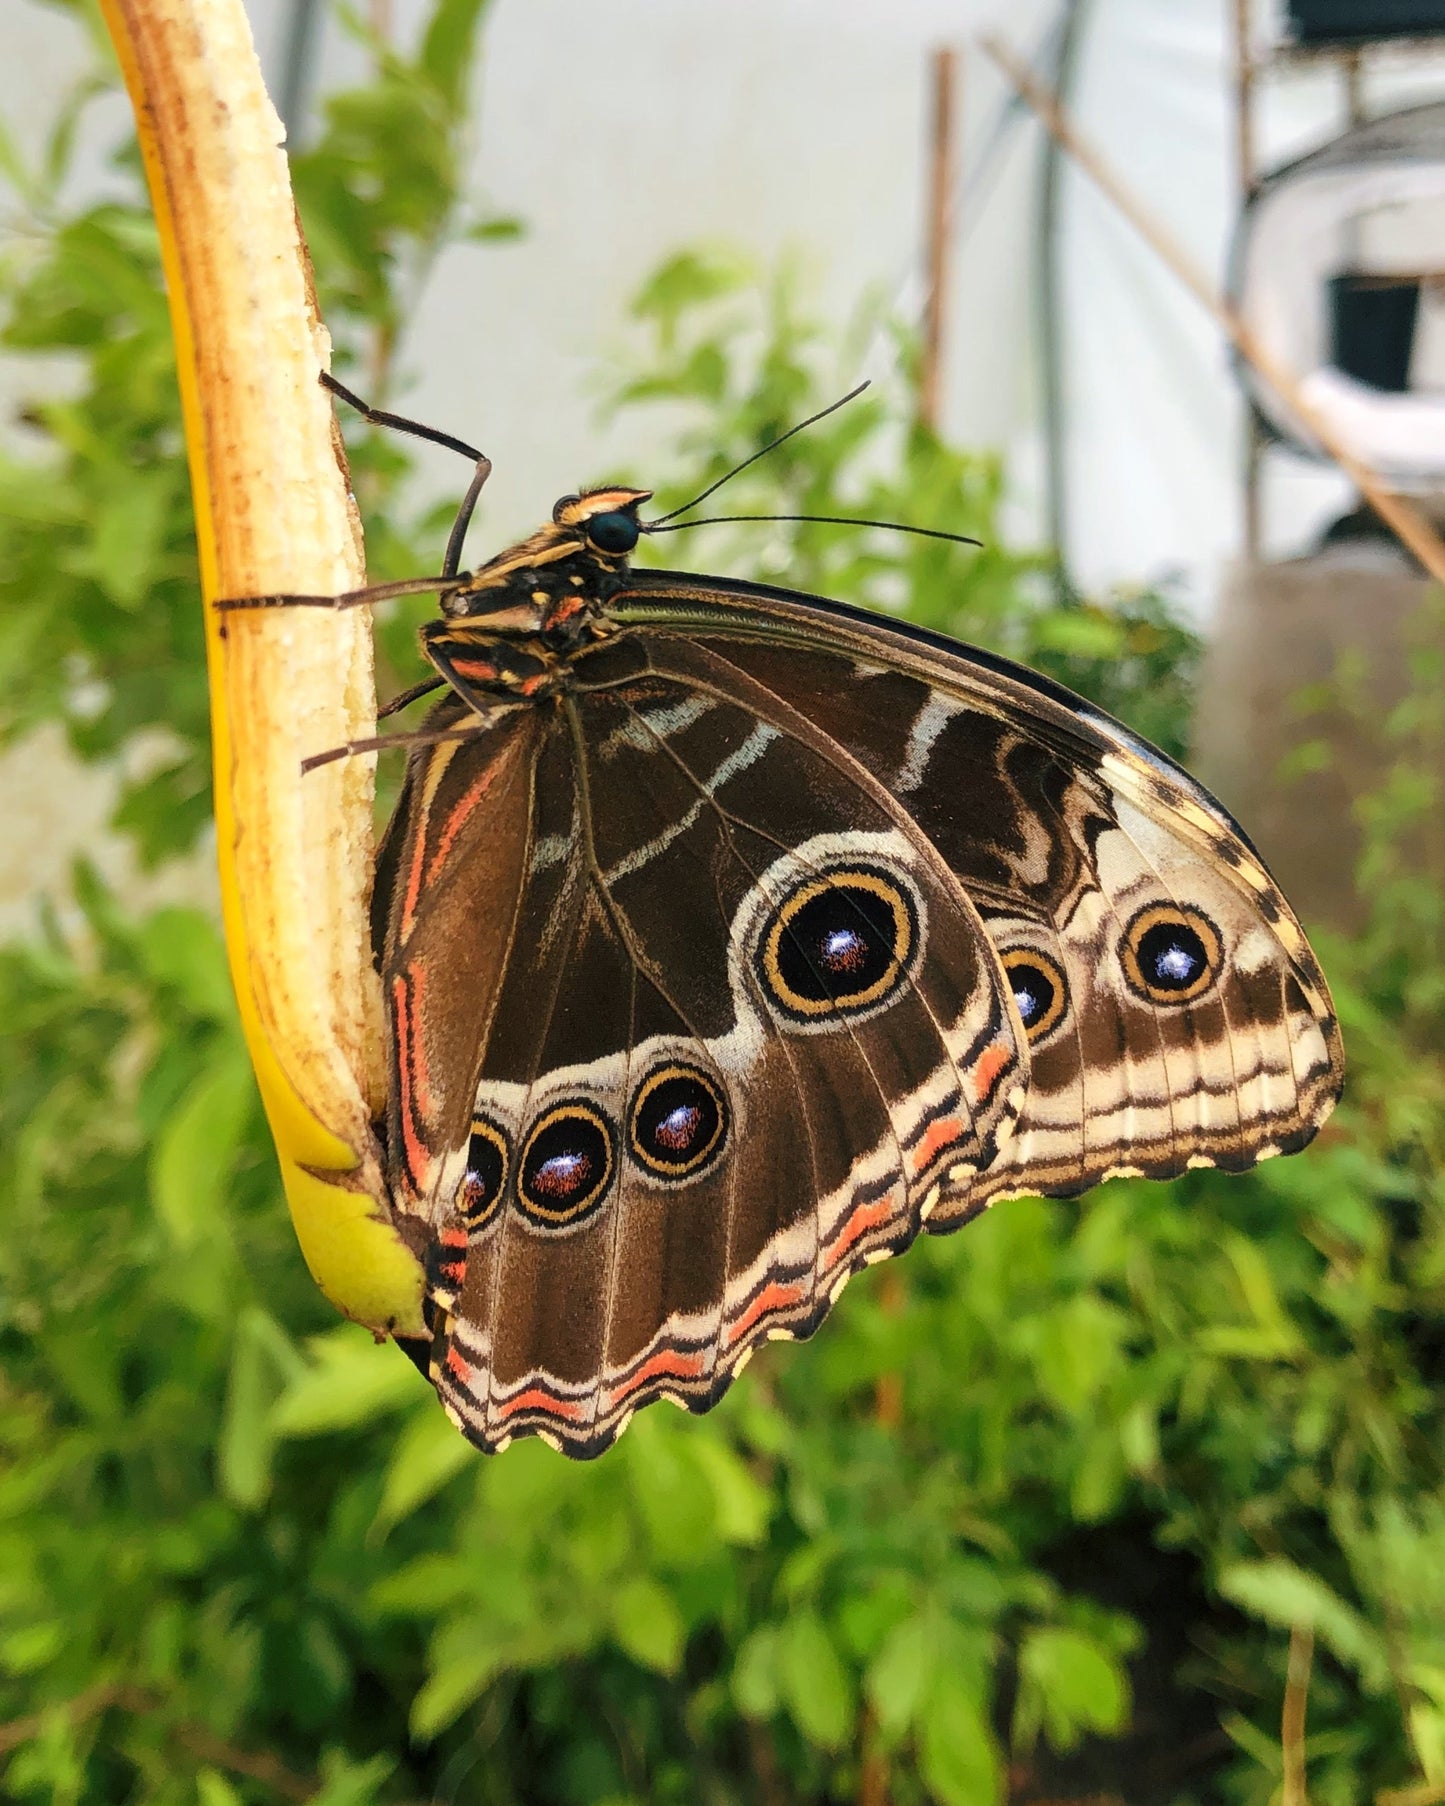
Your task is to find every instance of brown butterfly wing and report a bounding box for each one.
[372,707,538,1212]
[379,645,1024,1456]
[611,571,1343,1224]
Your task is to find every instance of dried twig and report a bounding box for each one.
[1282,1621,1314,1806]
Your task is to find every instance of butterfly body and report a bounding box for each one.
[352,484,1344,1459]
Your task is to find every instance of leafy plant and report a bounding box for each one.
[0,0,505,866]
[2,7,1443,1806]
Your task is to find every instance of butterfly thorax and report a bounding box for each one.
[422,486,651,708]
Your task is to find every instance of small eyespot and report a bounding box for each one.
[517,1101,615,1228]
[585,509,640,555]
[1121,904,1223,1005]
[630,1065,728,1181]
[756,863,921,1025]
[457,1115,510,1234]
[1002,949,1069,1043]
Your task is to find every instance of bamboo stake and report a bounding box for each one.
[920,46,958,431]
[982,32,1445,589]
[1232,0,1263,558]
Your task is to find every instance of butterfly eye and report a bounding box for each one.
[1122,905,1223,1005]
[585,510,641,556]
[518,1101,615,1228]
[757,864,920,1025]
[457,1116,510,1234]
[630,1065,728,1181]
[1002,949,1069,1044]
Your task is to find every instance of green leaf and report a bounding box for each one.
[310,1750,397,1806]
[374,1403,477,1530]
[629,248,751,344]
[149,1047,254,1252]
[420,0,492,112]
[0,1622,65,1676]
[134,909,236,1020]
[1025,1295,1131,1417]
[1014,1627,1130,1753]
[196,1772,245,1806]
[867,1612,933,1739]
[777,1612,853,1751]
[689,1433,771,1546]
[412,1620,508,1739]
[218,1308,304,1508]
[918,1670,1000,1806]
[611,1576,685,1675]
[465,214,525,242]
[83,469,173,607]
[733,1627,780,1719]
[1217,1561,1389,1691]
[270,1329,429,1436]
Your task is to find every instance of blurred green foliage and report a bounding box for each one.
[1,5,1443,1805]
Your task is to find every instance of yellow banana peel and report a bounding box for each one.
[101,0,424,1335]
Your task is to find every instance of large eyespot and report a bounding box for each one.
[1121,904,1223,1005]
[585,509,640,556]
[517,1101,615,1228]
[457,1115,510,1234]
[757,864,921,1024]
[630,1065,728,1181]
[1002,949,1069,1043]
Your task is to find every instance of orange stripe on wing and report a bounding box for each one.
[444,1345,473,1384]
[423,761,507,895]
[496,1386,586,1422]
[399,811,433,939]
[725,1279,807,1347]
[972,1039,1012,1103]
[392,971,434,1195]
[911,1114,966,1175]
[607,1346,708,1408]
[820,1188,904,1271]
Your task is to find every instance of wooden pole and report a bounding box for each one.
[982,32,1445,589]
[920,46,957,432]
[1344,46,1366,127]
[1232,0,1263,559]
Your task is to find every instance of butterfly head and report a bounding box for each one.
[552,488,653,561]
[446,486,654,625]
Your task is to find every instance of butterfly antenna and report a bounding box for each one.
[645,382,872,528]
[646,513,982,551]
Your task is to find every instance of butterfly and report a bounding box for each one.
[231,375,1344,1459]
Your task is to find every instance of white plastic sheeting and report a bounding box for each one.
[1232,104,1445,488]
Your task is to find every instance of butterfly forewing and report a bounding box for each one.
[380,641,1027,1456]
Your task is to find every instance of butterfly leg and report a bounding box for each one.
[319,372,491,580]
[215,573,466,612]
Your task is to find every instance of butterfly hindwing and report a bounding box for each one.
[610,571,1343,1222]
